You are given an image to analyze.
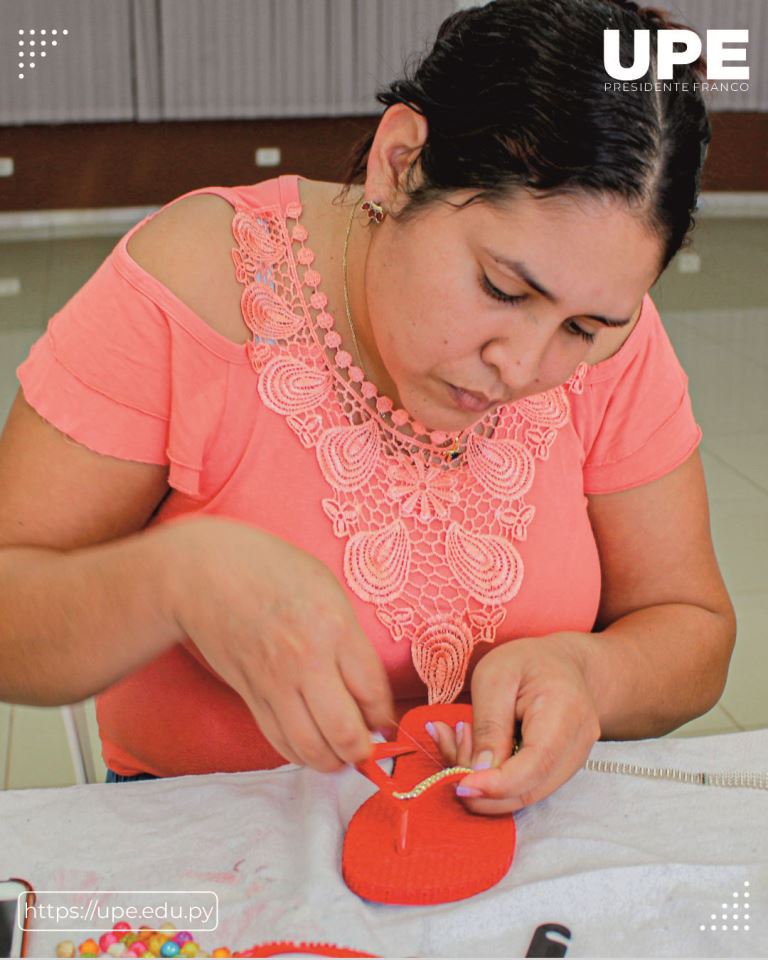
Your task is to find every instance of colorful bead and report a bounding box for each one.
[179,944,199,958]
[138,927,154,941]
[212,949,231,958]
[114,922,132,935]
[107,944,127,957]
[55,941,76,958]
[79,939,99,956]
[124,933,140,946]
[100,932,119,950]
[161,942,181,957]
[160,924,177,934]
[174,932,193,945]
[149,935,167,953]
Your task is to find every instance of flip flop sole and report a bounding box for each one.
[342,703,516,905]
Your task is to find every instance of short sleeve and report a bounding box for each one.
[15,241,234,499]
[578,295,702,495]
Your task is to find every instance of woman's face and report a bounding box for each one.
[357,186,664,434]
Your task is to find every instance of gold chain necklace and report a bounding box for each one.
[341,194,463,463]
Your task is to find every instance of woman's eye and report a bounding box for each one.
[481,274,597,344]
[567,322,597,344]
[481,274,526,305]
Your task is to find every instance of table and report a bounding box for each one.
[2,730,766,958]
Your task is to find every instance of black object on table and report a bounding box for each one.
[525,923,572,957]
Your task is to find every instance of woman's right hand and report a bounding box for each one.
[159,515,396,772]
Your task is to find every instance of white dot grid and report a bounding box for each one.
[16,28,65,77]
[702,881,754,934]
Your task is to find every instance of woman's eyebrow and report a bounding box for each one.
[487,251,633,327]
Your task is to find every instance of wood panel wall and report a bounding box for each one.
[0,112,766,213]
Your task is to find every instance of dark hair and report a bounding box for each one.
[337,0,712,275]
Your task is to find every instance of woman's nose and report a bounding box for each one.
[480,332,548,394]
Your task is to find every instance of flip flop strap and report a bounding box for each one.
[391,765,474,800]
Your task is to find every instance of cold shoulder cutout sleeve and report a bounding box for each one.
[16,197,249,500]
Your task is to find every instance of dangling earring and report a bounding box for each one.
[361,198,386,224]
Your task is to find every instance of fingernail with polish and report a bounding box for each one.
[455,721,464,745]
[456,785,483,798]
[425,721,438,741]
[473,749,494,770]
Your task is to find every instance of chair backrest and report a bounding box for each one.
[60,702,98,784]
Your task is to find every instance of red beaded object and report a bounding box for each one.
[342,703,517,905]
[233,943,377,958]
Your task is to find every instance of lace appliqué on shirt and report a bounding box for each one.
[231,197,588,705]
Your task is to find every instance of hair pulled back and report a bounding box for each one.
[339,0,712,274]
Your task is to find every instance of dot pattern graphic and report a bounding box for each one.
[700,882,752,933]
[17,27,68,78]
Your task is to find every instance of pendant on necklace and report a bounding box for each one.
[443,437,462,463]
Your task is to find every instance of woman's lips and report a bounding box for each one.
[446,382,497,413]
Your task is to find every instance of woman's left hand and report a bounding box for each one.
[427,632,602,814]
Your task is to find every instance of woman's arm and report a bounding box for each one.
[430,447,736,813]
[0,389,182,704]
[580,447,736,739]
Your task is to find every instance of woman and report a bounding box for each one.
[0,0,734,814]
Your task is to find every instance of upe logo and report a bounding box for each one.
[604,29,750,81]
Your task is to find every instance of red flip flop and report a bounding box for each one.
[342,703,517,905]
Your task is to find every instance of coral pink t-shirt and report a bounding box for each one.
[16,174,702,777]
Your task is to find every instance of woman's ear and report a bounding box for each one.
[365,102,429,213]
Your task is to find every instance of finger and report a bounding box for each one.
[455,719,473,769]
[466,663,521,775]
[271,686,357,773]
[456,731,589,814]
[459,693,585,802]
[336,629,396,733]
[302,668,378,767]
[246,693,304,767]
[425,720,458,765]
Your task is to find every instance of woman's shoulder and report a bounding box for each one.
[125,191,253,347]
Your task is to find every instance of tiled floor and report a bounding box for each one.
[0,210,766,788]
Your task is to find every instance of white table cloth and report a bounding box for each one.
[2,729,766,958]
